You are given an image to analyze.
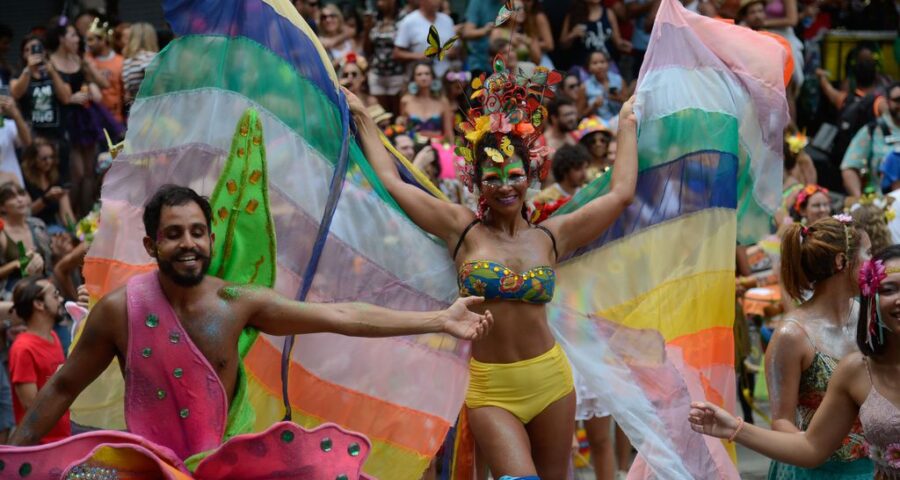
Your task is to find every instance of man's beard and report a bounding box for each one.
[157,249,211,287]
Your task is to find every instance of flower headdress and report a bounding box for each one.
[793,184,829,214]
[448,2,560,193]
[785,131,808,155]
[851,192,896,223]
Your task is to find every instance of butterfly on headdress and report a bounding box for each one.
[424,25,459,61]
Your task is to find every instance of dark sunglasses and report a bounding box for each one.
[890,96,900,103]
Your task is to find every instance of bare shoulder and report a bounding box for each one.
[833,352,869,404]
[82,286,128,342]
[771,317,813,346]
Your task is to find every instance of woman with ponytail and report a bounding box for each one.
[690,244,900,480]
[764,216,874,479]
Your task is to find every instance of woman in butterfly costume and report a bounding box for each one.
[348,47,638,476]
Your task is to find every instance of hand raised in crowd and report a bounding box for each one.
[76,284,90,309]
[0,96,19,117]
[44,186,66,201]
[572,24,588,39]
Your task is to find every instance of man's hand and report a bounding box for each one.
[0,96,18,117]
[438,296,493,340]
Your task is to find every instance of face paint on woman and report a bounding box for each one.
[480,159,527,189]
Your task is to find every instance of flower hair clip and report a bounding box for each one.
[793,184,829,214]
[785,131,809,155]
[833,213,852,223]
[859,258,889,349]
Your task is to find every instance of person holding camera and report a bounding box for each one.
[10,35,71,145]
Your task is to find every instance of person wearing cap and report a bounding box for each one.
[367,103,394,130]
[573,116,615,180]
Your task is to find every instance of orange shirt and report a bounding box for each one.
[89,52,125,123]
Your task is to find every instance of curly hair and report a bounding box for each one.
[851,204,892,254]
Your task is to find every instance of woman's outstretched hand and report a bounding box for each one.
[342,87,368,118]
[688,401,741,439]
[619,95,637,129]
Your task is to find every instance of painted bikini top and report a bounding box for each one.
[453,220,558,304]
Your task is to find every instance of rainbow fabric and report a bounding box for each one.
[71,0,785,478]
[543,0,787,476]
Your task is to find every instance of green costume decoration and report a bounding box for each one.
[185,108,277,471]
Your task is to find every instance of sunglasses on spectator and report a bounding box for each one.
[322,13,337,18]
[342,71,360,79]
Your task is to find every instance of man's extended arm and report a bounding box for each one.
[8,294,121,445]
[236,286,492,340]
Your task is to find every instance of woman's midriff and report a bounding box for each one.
[469,300,556,363]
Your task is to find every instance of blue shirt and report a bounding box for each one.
[465,0,504,72]
[585,72,624,120]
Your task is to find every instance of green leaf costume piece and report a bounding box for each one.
[185,108,277,471]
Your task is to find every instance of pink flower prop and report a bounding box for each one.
[886,443,900,469]
[859,259,887,297]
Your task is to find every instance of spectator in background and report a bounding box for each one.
[47,22,106,217]
[520,0,555,67]
[560,0,631,71]
[544,96,579,153]
[112,22,131,55]
[399,62,454,140]
[364,0,405,114]
[73,10,100,38]
[320,4,357,62]
[86,19,125,124]
[535,144,590,204]
[11,35,71,152]
[738,0,767,28]
[489,0,544,68]
[0,95,32,186]
[294,0,322,33]
[443,69,470,126]
[841,82,900,198]
[338,53,378,108]
[561,73,590,117]
[461,0,504,74]
[584,50,626,121]
[8,277,70,444]
[122,23,159,112]
[574,116,615,180]
[394,0,457,77]
[21,139,75,229]
[0,182,51,296]
[623,0,659,81]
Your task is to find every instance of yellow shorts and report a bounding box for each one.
[465,343,574,424]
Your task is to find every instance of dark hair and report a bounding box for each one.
[781,217,863,301]
[44,22,76,53]
[19,34,44,66]
[0,24,12,41]
[409,61,435,83]
[548,96,576,118]
[473,134,531,188]
[0,181,26,208]
[142,185,213,239]
[552,144,590,182]
[853,58,877,89]
[12,276,47,322]
[488,37,510,57]
[857,244,900,356]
